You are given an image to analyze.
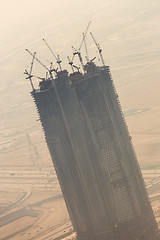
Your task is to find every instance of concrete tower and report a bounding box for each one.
[31,60,160,240]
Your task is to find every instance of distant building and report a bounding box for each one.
[31,57,160,239]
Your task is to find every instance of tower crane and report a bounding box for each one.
[67,56,74,72]
[72,46,84,71]
[26,49,51,73]
[26,49,63,88]
[83,32,89,62]
[69,21,91,71]
[24,52,36,91]
[26,49,57,84]
[43,38,62,71]
[79,21,91,53]
[90,32,105,66]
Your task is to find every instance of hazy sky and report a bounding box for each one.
[0,0,160,166]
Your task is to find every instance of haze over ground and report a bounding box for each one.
[0,0,160,167]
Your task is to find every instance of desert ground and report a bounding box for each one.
[0,166,73,240]
[0,162,159,240]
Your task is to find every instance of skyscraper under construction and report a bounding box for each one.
[28,35,160,240]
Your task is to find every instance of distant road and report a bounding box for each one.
[0,194,62,228]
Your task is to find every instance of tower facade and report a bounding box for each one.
[31,63,160,240]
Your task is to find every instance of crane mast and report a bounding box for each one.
[72,46,84,72]
[90,32,105,66]
[43,38,62,71]
[79,21,91,51]
[24,51,36,91]
[26,49,50,72]
[70,21,91,69]
[67,56,74,72]
[83,32,89,62]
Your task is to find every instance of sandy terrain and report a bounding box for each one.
[0,166,159,240]
[0,169,72,240]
